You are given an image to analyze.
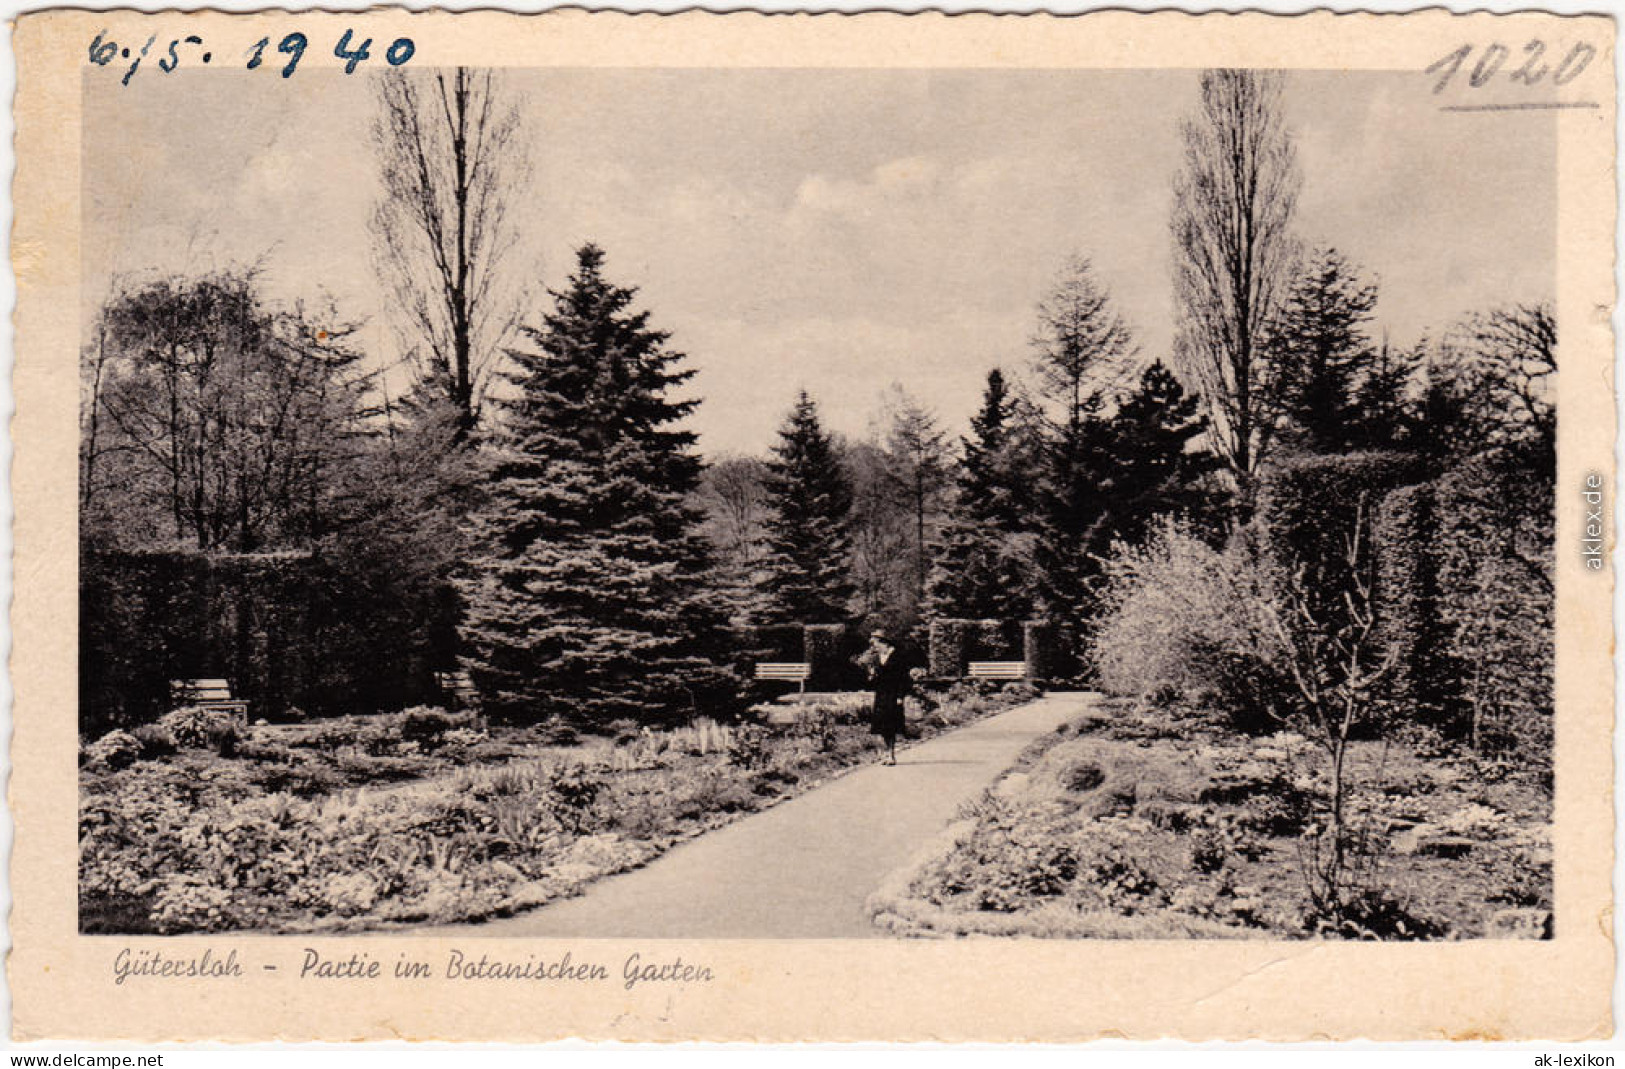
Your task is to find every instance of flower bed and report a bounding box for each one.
[80,681,1041,934]
[870,699,1552,940]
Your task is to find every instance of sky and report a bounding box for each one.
[83,67,1555,457]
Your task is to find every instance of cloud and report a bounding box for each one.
[792,155,945,216]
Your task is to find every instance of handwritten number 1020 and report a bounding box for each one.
[1427,41,1595,94]
[247,31,415,78]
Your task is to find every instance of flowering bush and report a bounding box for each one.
[1092,520,1297,731]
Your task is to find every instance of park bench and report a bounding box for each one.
[434,669,479,709]
[754,661,811,695]
[168,678,249,720]
[967,661,1026,681]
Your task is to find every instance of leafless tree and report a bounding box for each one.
[876,385,950,607]
[371,68,527,439]
[697,455,771,573]
[1263,497,1396,921]
[1453,302,1556,452]
[1170,69,1302,498]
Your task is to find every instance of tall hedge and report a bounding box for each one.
[1258,451,1422,598]
[1431,457,1554,762]
[1371,482,1447,723]
[928,619,975,679]
[80,550,451,735]
[1024,620,1074,682]
[803,623,849,690]
[1367,454,1553,761]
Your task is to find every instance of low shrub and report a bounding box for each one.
[128,723,178,761]
[159,706,242,756]
[1000,680,1042,705]
[149,874,237,934]
[791,704,838,752]
[541,764,604,835]
[606,718,642,746]
[1307,886,1446,941]
[931,801,1081,913]
[234,732,295,765]
[250,754,345,797]
[671,768,758,820]
[727,724,772,770]
[84,730,143,772]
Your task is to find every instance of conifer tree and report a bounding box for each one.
[457,244,729,726]
[1031,391,1115,627]
[1028,258,1136,627]
[1269,248,1379,455]
[1102,360,1215,546]
[926,368,1039,621]
[760,391,855,626]
[1348,340,1419,453]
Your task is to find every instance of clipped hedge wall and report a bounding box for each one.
[80,550,454,735]
[803,623,849,690]
[1024,620,1075,682]
[1372,482,1447,723]
[1258,451,1423,613]
[1431,457,1554,762]
[1367,453,1553,762]
[928,619,975,679]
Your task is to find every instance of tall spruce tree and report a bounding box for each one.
[1032,391,1115,627]
[457,244,729,726]
[760,391,855,625]
[1269,248,1379,455]
[926,368,1039,621]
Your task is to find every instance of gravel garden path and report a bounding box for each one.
[432,692,1097,939]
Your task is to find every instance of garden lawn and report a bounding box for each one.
[79,682,1040,934]
[871,698,1551,940]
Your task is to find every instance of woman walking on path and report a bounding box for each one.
[864,630,912,766]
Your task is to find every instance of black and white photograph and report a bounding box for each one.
[73,55,1563,950]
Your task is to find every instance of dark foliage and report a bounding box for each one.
[80,550,455,734]
[759,391,856,626]
[456,244,734,726]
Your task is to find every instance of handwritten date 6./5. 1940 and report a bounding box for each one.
[88,28,415,85]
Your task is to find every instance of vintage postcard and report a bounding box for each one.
[10,7,1616,1043]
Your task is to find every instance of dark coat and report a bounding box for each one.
[868,647,911,740]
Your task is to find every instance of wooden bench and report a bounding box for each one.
[434,669,479,709]
[169,678,249,719]
[967,661,1026,681]
[754,662,811,694]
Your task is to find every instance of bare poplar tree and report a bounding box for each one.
[1170,69,1301,497]
[371,68,527,438]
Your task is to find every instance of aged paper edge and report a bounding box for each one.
[9,7,1617,1043]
